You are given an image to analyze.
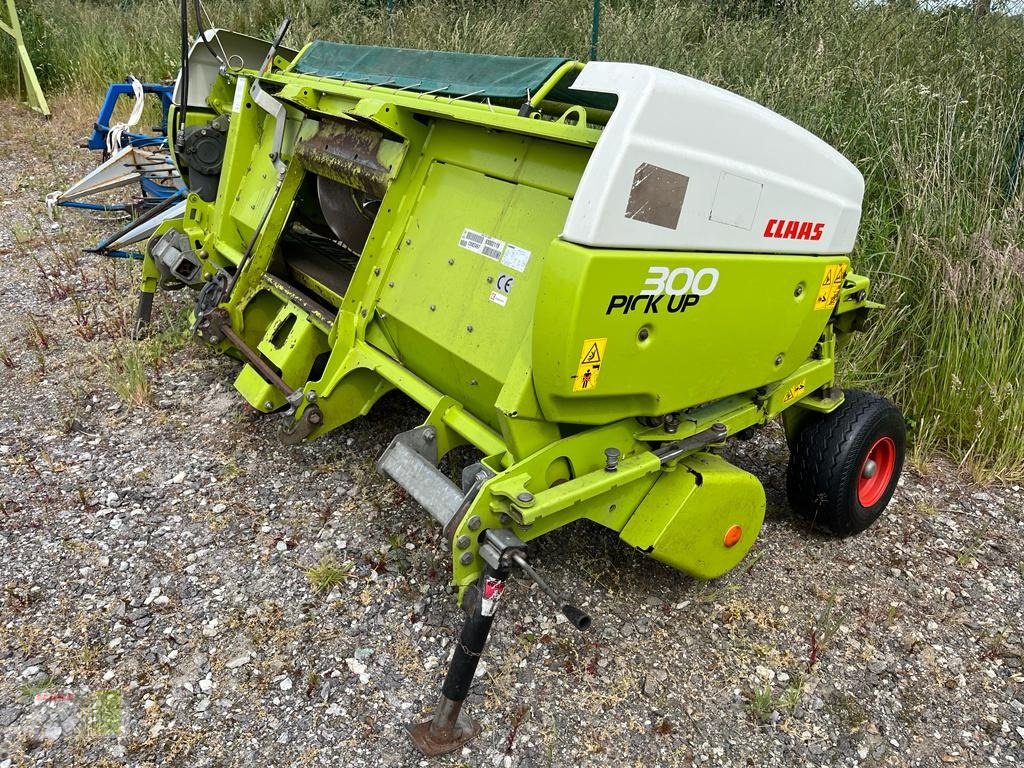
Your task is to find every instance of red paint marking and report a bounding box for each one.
[484,577,506,602]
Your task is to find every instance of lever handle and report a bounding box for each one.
[510,552,592,632]
[560,603,592,632]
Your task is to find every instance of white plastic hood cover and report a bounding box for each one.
[562,62,864,255]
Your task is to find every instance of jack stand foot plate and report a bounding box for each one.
[406,709,481,756]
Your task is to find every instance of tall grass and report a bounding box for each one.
[5,0,1024,478]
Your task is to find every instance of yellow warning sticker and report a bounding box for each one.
[815,264,846,311]
[573,337,607,392]
[783,380,807,403]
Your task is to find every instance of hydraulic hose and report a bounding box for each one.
[193,0,226,66]
[178,0,189,133]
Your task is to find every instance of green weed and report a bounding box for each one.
[101,304,191,405]
[305,556,354,593]
[746,685,776,723]
[808,590,847,670]
[103,341,151,406]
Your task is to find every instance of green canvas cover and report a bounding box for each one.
[292,41,568,100]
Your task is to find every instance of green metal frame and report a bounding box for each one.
[1,0,49,117]
[145,45,878,597]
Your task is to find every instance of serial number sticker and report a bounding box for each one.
[783,380,806,403]
[458,228,505,260]
[488,290,508,307]
[815,263,846,311]
[572,337,607,393]
[500,243,532,272]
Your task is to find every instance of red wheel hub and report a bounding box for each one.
[857,436,896,507]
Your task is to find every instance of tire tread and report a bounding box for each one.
[786,389,904,536]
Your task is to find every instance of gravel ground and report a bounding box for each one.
[1,100,1023,768]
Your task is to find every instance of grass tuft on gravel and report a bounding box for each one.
[305,556,354,594]
[746,686,777,724]
[99,305,191,406]
[103,341,152,406]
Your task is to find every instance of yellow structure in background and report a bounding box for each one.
[1,0,49,117]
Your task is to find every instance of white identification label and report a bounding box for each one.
[232,77,248,113]
[501,243,532,272]
[459,228,505,260]
[488,290,508,307]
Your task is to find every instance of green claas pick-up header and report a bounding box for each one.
[138,24,905,755]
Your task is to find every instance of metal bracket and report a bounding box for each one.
[442,464,496,540]
[280,405,323,445]
[653,422,728,465]
[250,79,288,178]
[478,528,526,571]
[197,309,299,407]
[188,271,231,343]
[377,426,464,528]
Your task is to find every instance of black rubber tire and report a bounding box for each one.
[786,389,906,536]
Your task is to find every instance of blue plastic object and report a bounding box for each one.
[81,80,182,203]
[86,80,174,153]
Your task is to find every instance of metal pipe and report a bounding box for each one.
[212,317,295,399]
[439,567,507,703]
[528,60,583,109]
[511,553,592,631]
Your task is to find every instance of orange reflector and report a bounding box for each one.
[724,525,742,548]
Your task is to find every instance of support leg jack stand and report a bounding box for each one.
[133,252,161,340]
[132,290,154,339]
[408,529,592,756]
[408,564,508,756]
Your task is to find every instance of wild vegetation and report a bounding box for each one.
[4,0,1024,478]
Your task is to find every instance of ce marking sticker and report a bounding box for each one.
[489,273,514,307]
